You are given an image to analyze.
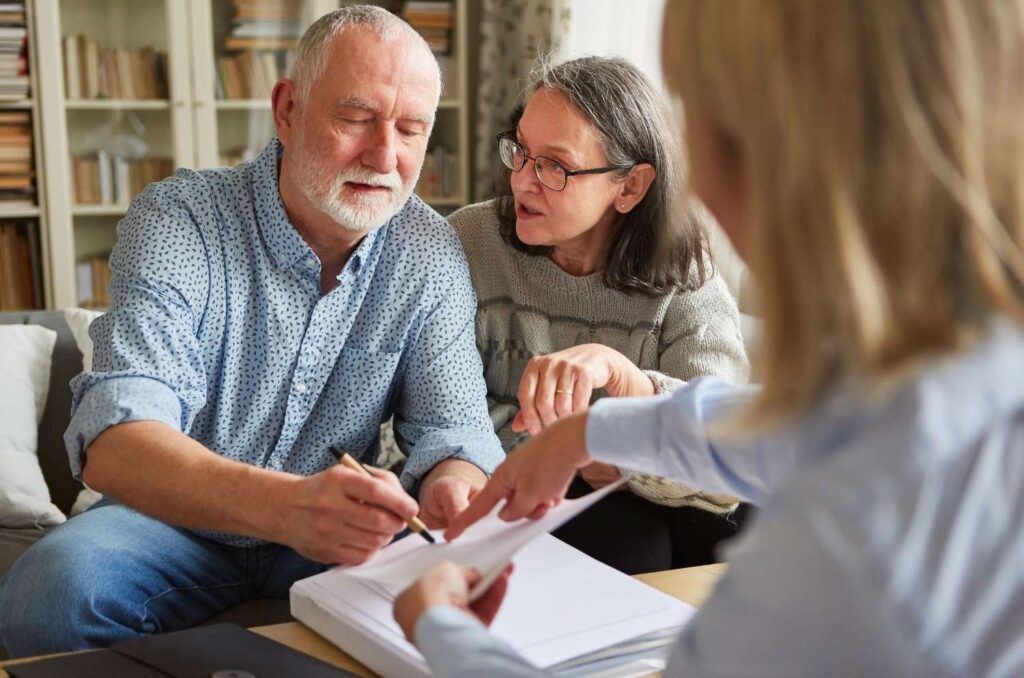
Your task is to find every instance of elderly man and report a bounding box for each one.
[0,6,502,657]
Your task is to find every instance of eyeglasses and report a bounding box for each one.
[496,131,633,192]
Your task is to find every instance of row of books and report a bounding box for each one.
[0,220,41,311]
[0,110,32,206]
[415,145,458,200]
[71,153,173,206]
[0,2,28,101]
[216,50,291,100]
[62,35,168,100]
[76,255,110,309]
[402,1,453,55]
[225,0,302,52]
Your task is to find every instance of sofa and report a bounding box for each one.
[0,310,291,659]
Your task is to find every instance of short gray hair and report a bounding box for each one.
[291,5,441,104]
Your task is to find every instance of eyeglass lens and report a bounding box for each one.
[499,138,567,191]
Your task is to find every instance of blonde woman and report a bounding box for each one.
[394,1,1024,675]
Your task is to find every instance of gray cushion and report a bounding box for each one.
[0,526,51,576]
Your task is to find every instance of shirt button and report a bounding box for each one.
[305,257,317,270]
[294,382,308,394]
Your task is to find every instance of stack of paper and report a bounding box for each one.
[291,483,694,676]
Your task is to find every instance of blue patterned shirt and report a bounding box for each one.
[65,138,504,545]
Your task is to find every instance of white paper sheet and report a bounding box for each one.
[291,533,693,676]
[343,477,628,599]
[290,478,694,676]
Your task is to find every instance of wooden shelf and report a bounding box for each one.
[0,99,32,109]
[72,204,129,216]
[65,99,171,110]
[0,206,40,218]
[216,99,272,110]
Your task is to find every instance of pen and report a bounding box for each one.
[330,449,436,544]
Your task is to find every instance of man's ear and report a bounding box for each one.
[616,163,656,213]
[272,79,299,147]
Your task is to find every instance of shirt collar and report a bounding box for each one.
[253,137,392,277]
[254,137,311,271]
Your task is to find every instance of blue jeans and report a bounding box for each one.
[0,499,326,657]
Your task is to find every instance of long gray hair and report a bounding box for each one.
[495,55,709,294]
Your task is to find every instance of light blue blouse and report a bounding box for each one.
[416,318,1024,677]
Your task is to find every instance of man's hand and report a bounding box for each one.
[445,412,592,541]
[394,561,513,644]
[288,465,419,565]
[418,458,488,529]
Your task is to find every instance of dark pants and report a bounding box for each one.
[552,477,752,575]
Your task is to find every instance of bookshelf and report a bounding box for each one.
[0,1,46,311]
[23,0,470,310]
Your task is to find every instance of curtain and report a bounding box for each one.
[472,0,572,201]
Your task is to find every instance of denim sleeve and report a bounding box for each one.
[585,377,786,504]
[416,607,548,678]
[394,243,505,489]
[63,181,211,478]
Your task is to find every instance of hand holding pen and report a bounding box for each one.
[332,450,436,544]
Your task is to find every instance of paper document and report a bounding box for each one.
[291,480,694,677]
[344,477,628,598]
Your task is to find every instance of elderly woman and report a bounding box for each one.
[447,56,749,574]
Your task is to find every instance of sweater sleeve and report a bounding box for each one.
[625,271,750,510]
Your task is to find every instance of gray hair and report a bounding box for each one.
[290,5,441,104]
[495,55,709,295]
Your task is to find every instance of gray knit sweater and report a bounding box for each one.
[450,200,749,513]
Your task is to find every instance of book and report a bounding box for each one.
[291,481,693,677]
[0,220,36,310]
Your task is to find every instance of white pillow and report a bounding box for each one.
[0,325,66,528]
[63,307,103,371]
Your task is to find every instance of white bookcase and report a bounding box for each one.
[27,0,469,310]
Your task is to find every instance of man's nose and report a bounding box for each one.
[361,124,399,175]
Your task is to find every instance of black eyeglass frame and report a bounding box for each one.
[496,130,633,192]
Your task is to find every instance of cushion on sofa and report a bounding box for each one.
[0,325,66,528]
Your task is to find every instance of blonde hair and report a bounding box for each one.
[663,0,1024,426]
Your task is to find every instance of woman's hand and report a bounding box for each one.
[446,412,592,541]
[394,561,514,644]
[579,461,624,490]
[511,344,655,436]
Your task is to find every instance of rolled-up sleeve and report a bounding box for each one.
[394,244,505,489]
[64,180,211,479]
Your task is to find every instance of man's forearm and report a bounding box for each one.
[82,420,302,542]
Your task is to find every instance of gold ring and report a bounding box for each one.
[555,389,574,395]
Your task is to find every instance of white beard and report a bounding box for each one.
[294,137,420,233]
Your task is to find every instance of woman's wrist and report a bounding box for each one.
[606,352,656,397]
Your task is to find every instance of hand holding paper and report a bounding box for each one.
[445,411,594,541]
[344,477,627,598]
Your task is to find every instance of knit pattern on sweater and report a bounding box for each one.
[451,200,750,512]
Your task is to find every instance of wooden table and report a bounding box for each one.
[0,563,725,678]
